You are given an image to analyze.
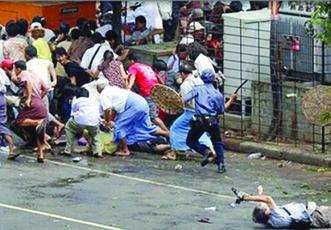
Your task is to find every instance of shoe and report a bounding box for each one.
[201,150,213,167]
[8,153,20,160]
[37,157,44,163]
[59,151,72,157]
[93,153,104,158]
[231,187,249,204]
[218,164,227,173]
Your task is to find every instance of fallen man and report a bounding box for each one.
[232,185,331,228]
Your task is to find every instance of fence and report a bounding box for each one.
[214,10,331,153]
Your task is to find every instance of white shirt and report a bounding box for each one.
[134,4,163,30]
[194,53,215,76]
[0,68,10,93]
[82,80,100,104]
[80,43,118,78]
[27,58,53,87]
[71,97,102,126]
[157,1,172,21]
[179,34,194,45]
[0,40,4,63]
[96,24,113,37]
[180,74,204,111]
[100,85,130,114]
[44,28,56,42]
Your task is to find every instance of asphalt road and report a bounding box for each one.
[0,147,330,230]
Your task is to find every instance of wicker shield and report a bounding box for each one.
[302,85,331,125]
[150,84,184,115]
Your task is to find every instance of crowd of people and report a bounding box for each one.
[0,1,272,172]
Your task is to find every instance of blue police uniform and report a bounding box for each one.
[182,69,226,173]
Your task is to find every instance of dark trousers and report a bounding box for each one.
[186,116,224,166]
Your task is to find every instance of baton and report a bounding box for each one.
[234,80,248,93]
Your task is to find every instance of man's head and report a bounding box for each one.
[55,47,68,65]
[177,44,188,60]
[70,29,80,40]
[76,17,88,30]
[105,30,118,45]
[31,22,44,39]
[201,69,215,83]
[91,32,104,44]
[153,59,167,73]
[75,87,89,99]
[128,53,139,66]
[32,15,46,27]
[179,64,193,80]
[252,206,271,225]
[16,18,28,37]
[187,22,204,40]
[135,15,147,31]
[6,21,19,38]
[13,60,26,81]
[59,21,70,35]
[25,46,37,60]
[96,77,109,93]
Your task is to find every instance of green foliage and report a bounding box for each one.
[311,1,331,45]
[320,110,331,126]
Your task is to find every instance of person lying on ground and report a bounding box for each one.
[232,185,331,229]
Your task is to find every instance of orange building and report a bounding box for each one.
[0,1,96,29]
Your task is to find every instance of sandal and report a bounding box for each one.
[161,151,177,160]
[37,157,44,163]
[58,151,72,157]
[8,153,20,160]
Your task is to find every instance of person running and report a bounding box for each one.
[184,69,237,173]
[10,61,48,163]
[162,64,215,161]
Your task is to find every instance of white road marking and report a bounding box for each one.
[0,202,125,230]
[25,156,234,200]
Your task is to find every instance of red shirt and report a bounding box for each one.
[128,63,159,97]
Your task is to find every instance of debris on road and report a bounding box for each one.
[247,153,262,159]
[197,218,213,224]
[72,157,82,163]
[175,164,182,171]
[204,207,216,211]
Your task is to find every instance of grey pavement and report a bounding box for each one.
[0,147,330,230]
[222,137,331,168]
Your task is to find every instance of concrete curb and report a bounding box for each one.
[222,137,331,168]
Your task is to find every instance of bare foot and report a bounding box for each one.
[161,151,177,160]
[116,151,131,156]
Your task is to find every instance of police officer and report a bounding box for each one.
[183,69,237,173]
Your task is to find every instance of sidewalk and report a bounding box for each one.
[177,137,331,168]
[222,137,331,168]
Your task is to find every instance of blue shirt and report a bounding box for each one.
[268,203,312,228]
[182,84,224,116]
[166,54,181,73]
[71,97,102,126]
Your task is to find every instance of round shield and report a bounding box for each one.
[302,85,331,125]
[150,84,184,115]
